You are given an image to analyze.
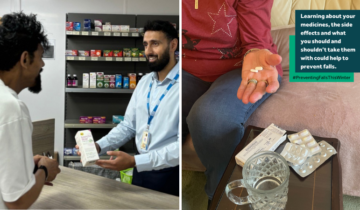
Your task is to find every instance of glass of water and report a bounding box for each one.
[226,151,290,210]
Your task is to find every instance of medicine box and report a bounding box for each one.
[90,72,96,88]
[75,130,99,167]
[83,73,89,88]
[235,123,287,167]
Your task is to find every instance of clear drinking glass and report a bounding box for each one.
[226,151,290,210]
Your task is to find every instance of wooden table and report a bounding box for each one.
[30,166,179,209]
[210,125,342,210]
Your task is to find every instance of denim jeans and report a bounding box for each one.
[182,69,282,199]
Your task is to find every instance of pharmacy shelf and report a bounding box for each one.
[65,120,118,129]
[66,31,143,37]
[64,153,135,161]
[66,56,146,62]
[65,87,134,94]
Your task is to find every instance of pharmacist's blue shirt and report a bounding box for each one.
[97,62,179,172]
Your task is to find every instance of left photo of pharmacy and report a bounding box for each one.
[0,1,179,209]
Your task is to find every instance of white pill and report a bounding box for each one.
[311,146,320,153]
[306,140,317,147]
[299,130,309,136]
[250,69,258,73]
[289,134,299,140]
[255,66,263,70]
[302,136,312,142]
[292,139,303,145]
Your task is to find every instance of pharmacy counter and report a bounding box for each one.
[30,166,179,209]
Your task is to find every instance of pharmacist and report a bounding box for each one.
[0,12,61,209]
[76,20,179,196]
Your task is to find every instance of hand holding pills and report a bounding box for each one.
[237,49,282,104]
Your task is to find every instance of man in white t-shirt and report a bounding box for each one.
[0,12,61,209]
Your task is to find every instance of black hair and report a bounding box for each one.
[0,12,49,71]
[144,20,178,42]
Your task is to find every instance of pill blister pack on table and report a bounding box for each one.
[288,129,322,156]
[280,143,311,166]
[290,141,337,177]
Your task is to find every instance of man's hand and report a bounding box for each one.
[37,156,61,182]
[237,49,282,104]
[33,155,42,165]
[75,142,100,156]
[96,151,135,171]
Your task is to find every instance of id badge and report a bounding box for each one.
[140,130,151,150]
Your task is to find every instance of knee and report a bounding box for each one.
[187,99,244,141]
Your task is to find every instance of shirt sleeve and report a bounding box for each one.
[236,0,279,59]
[97,88,138,156]
[134,122,180,172]
[0,119,36,202]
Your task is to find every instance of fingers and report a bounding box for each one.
[266,74,280,94]
[241,81,257,104]
[75,145,79,149]
[249,80,267,104]
[106,151,121,156]
[265,53,282,66]
[44,182,53,186]
[237,79,249,100]
[96,160,117,170]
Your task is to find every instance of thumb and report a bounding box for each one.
[106,151,120,156]
[265,53,282,66]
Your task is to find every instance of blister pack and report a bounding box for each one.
[288,129,322,155]
[290,141,337,177]
[280,143,311,166]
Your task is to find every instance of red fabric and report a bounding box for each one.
[182,0,283,82]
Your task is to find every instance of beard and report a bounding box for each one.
[146,46,170,72]
[28,69,42,93]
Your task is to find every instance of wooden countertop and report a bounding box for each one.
[30,166,179,209]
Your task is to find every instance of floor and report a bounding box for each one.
[182,170,360,210]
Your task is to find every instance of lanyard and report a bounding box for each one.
[147,73,179,128]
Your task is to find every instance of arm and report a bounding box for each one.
[237,0,278,60]
[96,87,138,155]
[236,0,282,104]
[5,170,46,209]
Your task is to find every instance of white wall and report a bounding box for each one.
[0,0,179,164]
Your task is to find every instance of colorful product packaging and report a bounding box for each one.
[66,22,73,31]
[128,73,136,89]
[103,25,112,32]
[90,72,96,88]
[83,73,89,88]
[64,148,73,155]
[112,115,124,124]
[103,50,114,57]
[72,148,79,156]
[79,50,90,57]
[123,77,129,89]
[95,26,102,31]
[75,130,99,167]
[93,116,106,124]
[111,25,121,32]
[104,75,110,88]
[110,75,116,89]
[96,72,104,88]
[94,20,102,26]
[114,50,123,57]
[66,50,78,56]
[91,50,102,57]
[74,22,81,31]
[120,25,130,32]
[116,74,123,88]
[83,19,91,31]
[123,48,131,57]
[139,51,145,57]
[131,48,139,57]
